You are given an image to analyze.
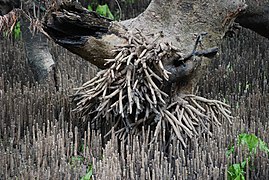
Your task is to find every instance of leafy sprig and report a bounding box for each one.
[227,133,269,180]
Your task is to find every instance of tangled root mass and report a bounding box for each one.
[72,30,232,147]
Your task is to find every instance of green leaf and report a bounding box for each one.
[226,145,235,157]
[228,162,246,180]
[227,133,269,180]
[70,156,84,166]
[240,161,246,169]
[72,156,84,162]
[236,133,269,154]
[87,5,93,11]
[74,143,88,153]
[96,4,114,20]
[235,176,244,180]
[238,133,259,154]
[13,21,21,39]
[259,139,269,153]
[81,165,93,180]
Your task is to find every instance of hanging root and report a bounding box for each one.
[0,9,21,33]
[156,95,232,147]
[72,30,233,147]
[0,8,48,37]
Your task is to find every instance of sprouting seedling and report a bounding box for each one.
[13,21,21,39]
[227,161,246,180]
[81,165,93,180]
[87,3,115,20]
[226,133,269,180]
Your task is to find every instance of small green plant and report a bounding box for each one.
[228,161,246,180]
[226,133,269,180]
[69,143,93,180]
[70,156,84,167]
[13,21,21,39]
[81,165,93,180]
[2,21,21,39]
[87,5,93,11]
[88,4,114,20]
[69,155,93,179]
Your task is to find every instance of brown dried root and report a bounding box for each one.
[72,31,232,147]
[0,9,21,33]
[0,8,48,37]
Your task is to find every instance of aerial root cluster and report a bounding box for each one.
[0,8,47,36]
[156,95,232,147]
[0,9,21,33]
[73,31,232,147]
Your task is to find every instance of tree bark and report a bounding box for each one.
[43,2,127,69]
[21,18,55,82]
[236,0,269,38]
[43,0,247,93]
[0,0,20,15]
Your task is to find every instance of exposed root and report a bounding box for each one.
[72,30,233,147]
[0,9,21,33]
[0,8,48,37]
